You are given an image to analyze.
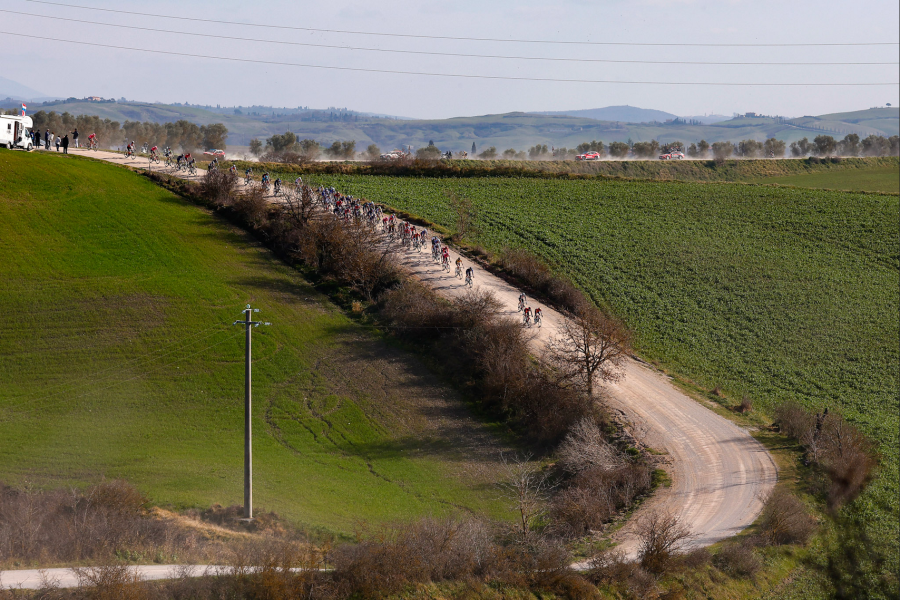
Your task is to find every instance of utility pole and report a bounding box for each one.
[233,305,270,519]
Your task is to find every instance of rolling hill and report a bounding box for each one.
[19,97,899,153]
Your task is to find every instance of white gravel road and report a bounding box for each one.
[33,148,777,561]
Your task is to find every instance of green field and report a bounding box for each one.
[305,173,900,571]
[745,165,899,193]
[0,151,510,535]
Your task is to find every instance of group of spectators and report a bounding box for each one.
[30,127,79,153]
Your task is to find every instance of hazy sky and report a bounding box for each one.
[2,0,898,119]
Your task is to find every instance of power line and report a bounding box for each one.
[3,31,896,86]
[4,9,897,66]
[23,0,900,48]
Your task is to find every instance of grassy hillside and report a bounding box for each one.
[299,173,899,580]
[0,150,510,535]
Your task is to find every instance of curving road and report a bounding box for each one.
[59,148,776,557]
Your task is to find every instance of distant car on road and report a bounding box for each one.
[203,149,226,159]
[659,151,685,160]
[576,151,601,161]
[380,150,406,160]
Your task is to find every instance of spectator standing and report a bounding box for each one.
[44,129,51,150]
[55,134,61,151]
[62,134,69,154]
[72,128,79,148]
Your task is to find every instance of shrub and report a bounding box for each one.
[758,489,817,546]
[635,512,693,574]
[714,543,761,579]
[773,401,814,439]
[497,247,587,314]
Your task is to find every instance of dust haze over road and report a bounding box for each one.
[36,148,777,562]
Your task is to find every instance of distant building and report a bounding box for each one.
[85,96,103,101]
[745,112,757,118]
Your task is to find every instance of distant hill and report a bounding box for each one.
[18,98,899,153]
[0,76,48,101]
[535,105,678,123]
[680,114,731,125]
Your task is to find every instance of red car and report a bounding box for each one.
[576,151,601,161]
[203,149,226,159]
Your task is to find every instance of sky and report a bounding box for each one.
[1,0,898,119]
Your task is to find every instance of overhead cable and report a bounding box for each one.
[23,0,900,48]
[2,32,896,86]
[3,10,897,66]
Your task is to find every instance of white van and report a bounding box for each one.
[0,115,34,150]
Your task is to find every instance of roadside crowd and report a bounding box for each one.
[29,127,80,153]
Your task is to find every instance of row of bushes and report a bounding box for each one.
[773,403,875,511]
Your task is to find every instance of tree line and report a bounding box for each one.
[9,110,229,152]
[251,129,899,162]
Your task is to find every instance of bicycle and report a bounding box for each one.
[85,138,98,151]
[533,311,542,327]
[149,150,160,164]
[518,296,525,312]
[455,264,463,279]
[465,271,474,288]
[187,162,197,175]
[245,170,253,186]
[523,311,532,327]
[442,255,450,272]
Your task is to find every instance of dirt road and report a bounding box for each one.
[62,148,777,557]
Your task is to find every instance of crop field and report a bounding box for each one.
[0,151,510,535]
[744,165,899,193]
[306,173,899,564]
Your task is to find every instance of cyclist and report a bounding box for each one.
[87,132,97,149]
[229,163,237,176]
[518,293,526,312]
[261,172,270,189]
[274,178,282,195]
[245,167,253,184]
[523,306,532,326]
[455,257,463,278]
[126,141,136,158]
[294,176,303,189]
[150,145,159,161]
[534,307,543,326]
[465,266,474,287]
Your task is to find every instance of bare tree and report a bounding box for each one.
[497,454,554,542]
[547,305,631,397]
[635,511,693,574]
[445,190,478,241]
[279,184,318,229]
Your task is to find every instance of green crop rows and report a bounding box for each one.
[307,173,899,572]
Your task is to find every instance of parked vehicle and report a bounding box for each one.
[576,151,601,161]
[0,115,34,150]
